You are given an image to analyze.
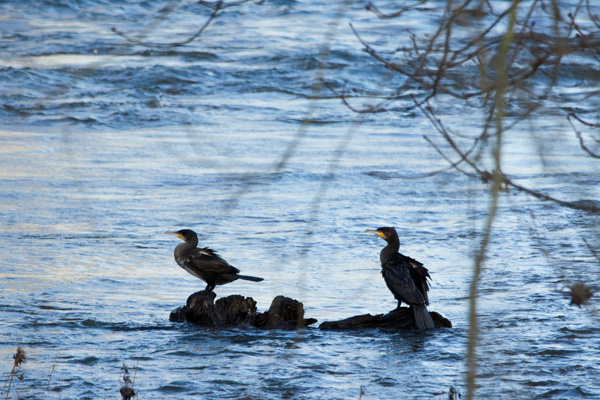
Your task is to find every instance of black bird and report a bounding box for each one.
[165,229,263,293]
[365,227,434,329]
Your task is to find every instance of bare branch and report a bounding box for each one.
[583,238,600,262]
[503,175,600,213]
[365,0,428,19]
[568,113,600,158]
[112,0,225,48]
[198,0,264,9]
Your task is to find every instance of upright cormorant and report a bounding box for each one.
[165,229,263,293]
[365,227,434,329]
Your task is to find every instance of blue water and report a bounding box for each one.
[1,1,599,399]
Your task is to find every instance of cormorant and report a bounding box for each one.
[365,227,434,329]
[165,229,264,293]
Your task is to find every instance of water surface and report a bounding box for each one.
[1,1,599,399]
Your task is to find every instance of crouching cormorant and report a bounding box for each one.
[366,227,434,329]
[165,229,263,293]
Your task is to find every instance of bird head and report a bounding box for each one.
[165,229,198,244]
[365,227,398,243]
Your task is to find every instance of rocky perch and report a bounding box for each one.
[318,308,452,330]
[170,291,451,330]
[170,291,318,329]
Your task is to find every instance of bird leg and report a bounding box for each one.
[204,284,215,293]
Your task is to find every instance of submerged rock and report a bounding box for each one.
[169,291,317,329]
[319,308,452,330]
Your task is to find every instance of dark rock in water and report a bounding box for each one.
[254,295,318,329]
[319,307,452,330]
[169,291,317,329]
[214,294,258,325]
[169,306,188,323]
[185,290,220,325]
[170,292,450,330]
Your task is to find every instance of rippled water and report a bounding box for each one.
[1,1,599,399]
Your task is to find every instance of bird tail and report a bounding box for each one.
[238,275,264,282]
[411,304,435,329]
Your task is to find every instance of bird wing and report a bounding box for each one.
[382,255,426,305]
[404,255,431,305]
[185,247,240,274]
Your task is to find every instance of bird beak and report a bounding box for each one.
[165,231,182,239]
[365,229,383,237]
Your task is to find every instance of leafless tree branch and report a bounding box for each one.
[568,113,600,158]
[341,1,600,215]
[111,0,235,48]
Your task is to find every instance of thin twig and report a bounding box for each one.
[568,113,600,158]
[112,0,224,48]
[47,352,57,390]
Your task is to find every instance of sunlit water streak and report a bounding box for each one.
[1,1,599,399]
